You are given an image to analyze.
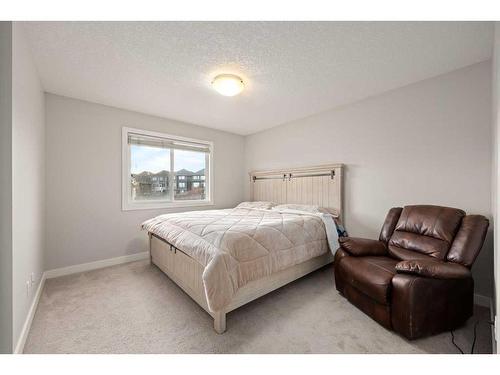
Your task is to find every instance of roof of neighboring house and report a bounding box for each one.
[175,168,205,176]
[175,168,195,176]
[153,170,170,177]
[132,170,170,183]
[135,171,152,176]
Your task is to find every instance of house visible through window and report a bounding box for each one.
[122,127,212,210]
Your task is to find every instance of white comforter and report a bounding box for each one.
[141,207,339,312]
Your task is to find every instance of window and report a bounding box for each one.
[122,127,213,210]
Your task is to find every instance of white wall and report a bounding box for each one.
[245,61,494,298]
[11,23,46,350]
[45,94,245,270]
[0,21,13,354]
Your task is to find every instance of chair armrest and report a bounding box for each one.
[338,237,387,256]
[395,259,471,279]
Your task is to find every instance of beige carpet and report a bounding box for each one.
[24,260,492,354]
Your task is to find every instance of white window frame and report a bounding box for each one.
[122,127,214,211]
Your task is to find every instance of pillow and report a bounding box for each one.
[236,201,276,210]
[272,204,339,217]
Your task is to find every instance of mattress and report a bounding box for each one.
[141,207,337,312]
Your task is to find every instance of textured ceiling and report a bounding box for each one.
[22,22,493,135]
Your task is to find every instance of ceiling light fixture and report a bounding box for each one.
[211,74,244,96]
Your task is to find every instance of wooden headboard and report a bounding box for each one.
[249,164,344,217]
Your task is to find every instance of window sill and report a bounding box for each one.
[122,200,214,211]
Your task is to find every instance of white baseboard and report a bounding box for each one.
[474,293,491,308]
[13,251,149,354]
[45,251,149,279]
[14,273,46,354]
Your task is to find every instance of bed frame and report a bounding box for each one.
[148,163,343,333]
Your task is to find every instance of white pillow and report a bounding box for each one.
[272,204,339,217]
[236,201,276,210]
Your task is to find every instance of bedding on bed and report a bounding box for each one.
[141,207,339,312]
[235,201,276,209]
[272,203,339,217]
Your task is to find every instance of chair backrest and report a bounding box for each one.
[380,205,488,267]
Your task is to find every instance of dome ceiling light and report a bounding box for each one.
[211,74,244,96]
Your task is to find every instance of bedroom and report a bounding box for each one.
[1,1,500,370]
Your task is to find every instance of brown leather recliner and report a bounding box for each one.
[334,205,489,340]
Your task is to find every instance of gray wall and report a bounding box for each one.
[245,61,494,298]
[11,23,46,349]
[45,94,245,270]
[0,21,13,354]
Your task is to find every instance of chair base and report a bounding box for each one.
[334,253,474,340]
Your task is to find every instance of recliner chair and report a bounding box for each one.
[334,205,489,339]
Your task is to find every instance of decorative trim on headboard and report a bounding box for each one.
[249,164,344,218]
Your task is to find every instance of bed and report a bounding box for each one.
[142,164,343,333]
